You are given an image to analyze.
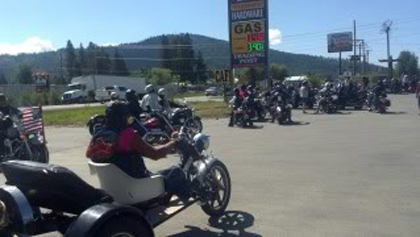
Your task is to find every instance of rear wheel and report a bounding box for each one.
[93,217,153,237]
[201,160,231,217]
[30,145,49,163]
[185,117,203,134]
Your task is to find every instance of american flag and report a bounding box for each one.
[21,106,45,141]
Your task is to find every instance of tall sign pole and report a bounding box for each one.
[327,32,353,76]
[264,0,270,89]
[353,20,357,76]
[229,0,269,86]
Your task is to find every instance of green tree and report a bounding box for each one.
[245,66,265,84]
[146,68,175,85]
[195,51,208,83]
[172,34,195,83]
[270,64,289,81]
[78,43,87,75]
[161,35,172,69]
[396,51,419,77]
[112,49,129,76]
[65,40,77,81]
[86,42,98,75]
[307,73,324,87]
[0,73,8,84]
[96,48,112,75]
[16,64,34,84]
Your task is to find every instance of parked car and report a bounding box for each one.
[205,87,220,96]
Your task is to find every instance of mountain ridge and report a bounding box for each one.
[0,33,385,82]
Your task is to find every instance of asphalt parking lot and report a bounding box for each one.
[2,94,420,237]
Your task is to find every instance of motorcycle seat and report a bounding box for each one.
[88,161,165,205]
[0,160,113,214]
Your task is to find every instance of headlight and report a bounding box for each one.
[193,133,210,152]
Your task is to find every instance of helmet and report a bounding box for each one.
[158,88,166,96]
[126,89,137,102]
[110,92,118,100]
[193,133,210,152]
[145,84,155,93]
[105,101,129,128]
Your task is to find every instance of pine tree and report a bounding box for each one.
[195,51,208,83]
[112,49,129,76]
[65,40,77,81]
[86,42,98,75]
[0,73,8,84]
[161,35,172,69]
[78,43,87,75]
[177,34,195,83]
[96,48,112,75]
[16,64,34,84]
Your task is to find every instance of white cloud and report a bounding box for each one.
[269,28,282,46]
[100,43,119,47]
[0,37,55,55]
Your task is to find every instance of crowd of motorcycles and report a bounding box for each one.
[88,95,203,147]
[229,80,394,127]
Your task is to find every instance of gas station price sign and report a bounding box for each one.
[229,0,268,67]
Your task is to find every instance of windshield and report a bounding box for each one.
[67,84,82,91]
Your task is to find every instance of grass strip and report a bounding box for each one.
[43,101,230,126]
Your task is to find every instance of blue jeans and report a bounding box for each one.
[158,166,190,200]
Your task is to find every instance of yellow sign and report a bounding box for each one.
[214,70,232,84]
[231,20,265,54]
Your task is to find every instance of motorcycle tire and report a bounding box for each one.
[88,122,104,136]
[378,106,386,114]
[240,119,247,128]
[29,145,49,163]
[92,217,153,237]
[185,117,203,134]
[201,160,231,217]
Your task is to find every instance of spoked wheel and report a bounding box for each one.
[185,117,203,134]
[201,160,231,217]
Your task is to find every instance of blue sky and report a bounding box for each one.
[0,0,419,65]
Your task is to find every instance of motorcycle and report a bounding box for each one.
[87,104,202,146]
[271,98,293,125]
[342,90,367,110]
[0,113,48,163]
[0,127,231,237]
[367,92,391,114]
[232,99,253,128]
[318,92,339,114]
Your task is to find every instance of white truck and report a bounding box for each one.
[61,75,146,104]
[94,85,128,103]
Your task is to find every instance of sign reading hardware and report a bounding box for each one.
[229,0,268,67]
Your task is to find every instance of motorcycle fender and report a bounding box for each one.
[193,116,201,121]
[196,156,219,183]
[86,115,106,127]
[64,203,153,237]
[0,186,41,234]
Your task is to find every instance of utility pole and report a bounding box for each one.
[353,20,357,76]
[366,49,371,74]
[379,20,399,79]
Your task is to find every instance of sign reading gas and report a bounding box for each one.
[229,0,268,68]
